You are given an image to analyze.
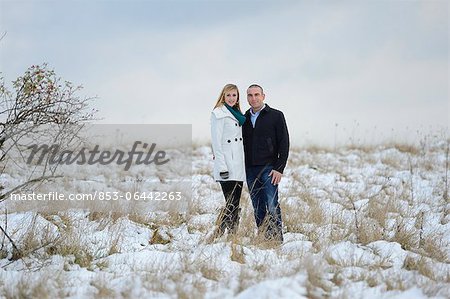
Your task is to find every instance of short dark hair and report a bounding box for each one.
[247,84,263,94]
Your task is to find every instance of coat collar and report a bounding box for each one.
[212,105,237,121]
[245,103,271,116]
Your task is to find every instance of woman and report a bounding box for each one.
[211,84,246,236]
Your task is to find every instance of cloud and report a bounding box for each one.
[1,0,447,146]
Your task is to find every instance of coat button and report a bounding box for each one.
[235,123,238,126]
[235,138,238,142]
[240,137,242,141]
[227,140,231,143]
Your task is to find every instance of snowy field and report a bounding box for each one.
[0,140,449,298]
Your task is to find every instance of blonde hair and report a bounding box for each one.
[213,84,242,112]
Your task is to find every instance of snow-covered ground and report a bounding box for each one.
[0,140,449,298]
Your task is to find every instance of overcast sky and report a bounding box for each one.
[1,0,448,146]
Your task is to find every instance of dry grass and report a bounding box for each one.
[127,212,155,229]
[342,144,379,154]
[385,276,408,292]
[391,217,419,251]
[150,227,172,245]
[7,213,59,261]
[367,195,391,229]
[45,230,94,267]
[390,143,421,155]
[420,232,449,263]
[230,242,245,264]
[305,256,333,299]
[282,201,309,233]
[1,139,448,297]
[356,217,384,245]
[380,151,408,170]
[90,275,116,298]
[329,215,352,244]
[89,211,122,224]
[3,271,66,299]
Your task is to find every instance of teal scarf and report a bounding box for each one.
[224,103,246,126]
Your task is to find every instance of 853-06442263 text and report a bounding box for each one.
[10,191,183,201]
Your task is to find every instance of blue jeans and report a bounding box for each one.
[246,165,283,241]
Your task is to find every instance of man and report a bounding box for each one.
[242,84,289,243]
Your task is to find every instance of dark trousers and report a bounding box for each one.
[246,165,283,242]
[218,181,243,234]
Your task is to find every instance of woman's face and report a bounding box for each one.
[224,89,238,107]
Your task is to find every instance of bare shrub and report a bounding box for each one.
[0,64,97,203]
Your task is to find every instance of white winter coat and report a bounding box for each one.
[210,105,246,182]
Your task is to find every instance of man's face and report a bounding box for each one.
[247,87,265,112]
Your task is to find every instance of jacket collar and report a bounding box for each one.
[245,103,270,116]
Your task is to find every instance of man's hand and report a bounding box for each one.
[269,170,282,185]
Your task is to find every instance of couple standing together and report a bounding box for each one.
[210,84,289,243]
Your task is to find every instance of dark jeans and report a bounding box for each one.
[218,181,243,234]
[246,165,283,242]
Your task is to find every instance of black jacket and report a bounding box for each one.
[242,104,289,173]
